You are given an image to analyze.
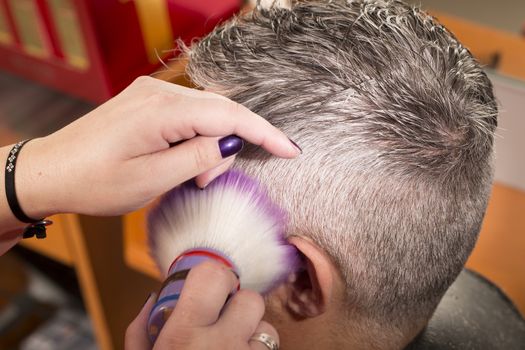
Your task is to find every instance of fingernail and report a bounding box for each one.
[219,135,244,158]
[288,138,302,154]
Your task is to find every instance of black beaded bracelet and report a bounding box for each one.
[5,140,52,239]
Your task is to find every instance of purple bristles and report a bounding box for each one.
[206,169,288,235]
[265,243,301,294]
[147,169,301,293]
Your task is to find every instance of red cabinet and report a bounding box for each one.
[0,0,239,103]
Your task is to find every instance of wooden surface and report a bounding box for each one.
[432,11,525,81]
[150,57,190,86]
[74,214,159,350]
[466,184,525,315]
[124,205,159,280]
[409,0,525,34]
[19,215,75,266]
[65,214,112,350]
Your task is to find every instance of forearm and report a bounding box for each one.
[0,144,23,232]
[0,140,57,235]
[0,144,25,254]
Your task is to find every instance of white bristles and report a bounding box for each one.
[148,171,297,293]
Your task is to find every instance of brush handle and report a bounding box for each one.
[147,249,238,344]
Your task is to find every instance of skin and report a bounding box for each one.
[0,75,301,349]
[262,236,355,350]
[126,261,280,350]
[262,237,419,350]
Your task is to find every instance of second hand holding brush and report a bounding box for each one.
[126,260,279,350]
[146,170,299,345]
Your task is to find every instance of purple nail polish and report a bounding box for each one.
[288,138,302,153]
[219,135,244,158]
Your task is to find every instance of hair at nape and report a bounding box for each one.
[185,0,497,342]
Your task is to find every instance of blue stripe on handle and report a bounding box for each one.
[148,294,182,321]
[155,293,180,306]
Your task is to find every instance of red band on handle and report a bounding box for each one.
[169,249,235,274]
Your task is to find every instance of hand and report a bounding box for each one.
[125,261,279,350]
[14,76,300,218]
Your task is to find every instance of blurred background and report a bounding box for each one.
[0,1,524,349]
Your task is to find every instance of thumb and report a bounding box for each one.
[143,135,243,192]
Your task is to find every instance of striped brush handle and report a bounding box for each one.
[147,248,239,344]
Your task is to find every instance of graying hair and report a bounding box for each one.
[186,0,497,344]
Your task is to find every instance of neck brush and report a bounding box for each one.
[146,169,299,343]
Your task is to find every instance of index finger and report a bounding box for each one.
[158,85,301,158]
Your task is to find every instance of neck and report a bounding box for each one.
[264,296,416,350]
[263,294,357,350]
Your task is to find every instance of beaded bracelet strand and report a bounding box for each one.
[5,140,52,239]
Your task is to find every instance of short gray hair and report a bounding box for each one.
[186,0,497,342]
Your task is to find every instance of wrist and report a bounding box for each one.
[0,146,19,229]
[15,137,60,219]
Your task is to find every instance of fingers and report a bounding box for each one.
[172,96,299,158]
[140,136,237,193]
[126,135,239,203]
[164,261,238,329]
[194,156,236,188]
[249,321,280,350]
[146,82,300,159]
[130,257,276,350]
[215,289,265,340]
[125,293,156,350]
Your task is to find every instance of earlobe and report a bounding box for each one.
[284,236,335,319]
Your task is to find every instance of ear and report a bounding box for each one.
[284,236,335,318]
